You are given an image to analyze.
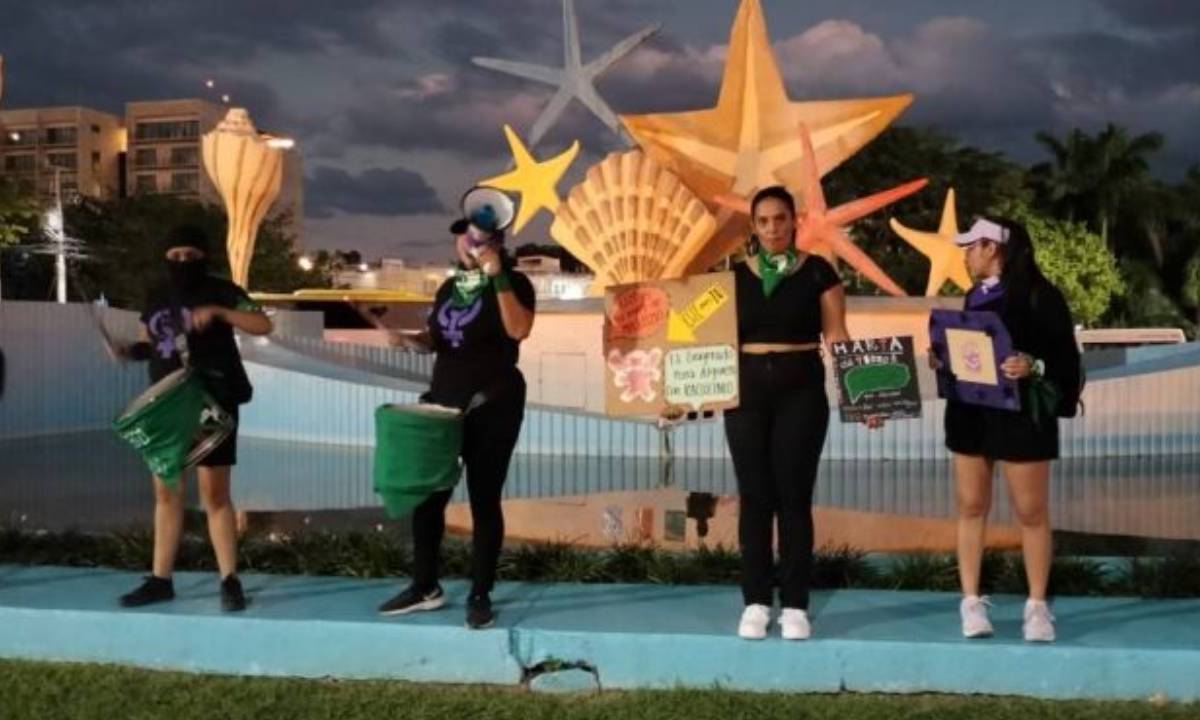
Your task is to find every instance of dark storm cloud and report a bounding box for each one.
[1097,0,1200,31]
[305,166,445,219]
[0,0,391,129]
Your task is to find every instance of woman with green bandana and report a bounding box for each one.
[379,202,536,630]
[934,217,1081,644]
[726,185,873,641]
[114,223,273,613]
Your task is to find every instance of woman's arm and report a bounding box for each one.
[496,283,534,340]
[820,283,886,428]
[192,306,273,336]
[819,284,850,346]
[477,247,535,341]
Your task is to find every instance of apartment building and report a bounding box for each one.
[0,106,124,201]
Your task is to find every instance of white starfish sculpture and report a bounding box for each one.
[472,0,659,148]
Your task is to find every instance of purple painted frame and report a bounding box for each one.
[929,309,1021,412]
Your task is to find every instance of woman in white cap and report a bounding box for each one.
[936,217,1081,643]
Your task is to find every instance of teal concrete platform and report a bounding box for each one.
[1,565,1197,700]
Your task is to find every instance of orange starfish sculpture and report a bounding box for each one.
[714,124,924,297]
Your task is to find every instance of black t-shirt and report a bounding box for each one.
[425,269,536,410]
[733,255,842,344]
[140,276,259,406]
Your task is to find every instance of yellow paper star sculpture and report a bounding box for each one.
[480,124,580,235]
[889,188,972,296]
[618,0,912,210]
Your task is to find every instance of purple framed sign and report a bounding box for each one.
[929,309,1021,412]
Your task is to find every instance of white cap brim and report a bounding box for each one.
[954,218,1009,247]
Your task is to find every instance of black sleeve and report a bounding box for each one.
[138,287,161,325]
[807,256,842,294]
[508,271,537,312]
[216,280,260,312]
[427,280,454,353]
[1035,283,1082,413]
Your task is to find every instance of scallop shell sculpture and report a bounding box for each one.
[550,150,716,290]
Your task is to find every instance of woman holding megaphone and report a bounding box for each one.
[379,187,536,629]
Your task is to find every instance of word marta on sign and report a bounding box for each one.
[831,335,922,423]
[603,271,740,419]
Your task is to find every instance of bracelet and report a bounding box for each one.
[492,272,513,293]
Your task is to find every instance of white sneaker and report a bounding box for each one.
[779,608,811,641]
[737,604,771,640]
[1023,599,1056,643]
[960,595,994,638]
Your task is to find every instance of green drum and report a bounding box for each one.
[373,403,464,518]
[113,368,234,486]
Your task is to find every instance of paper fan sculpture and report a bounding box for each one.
[550,150,717,289]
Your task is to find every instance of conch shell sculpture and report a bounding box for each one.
[201,108,284,287]
[550,150,717,290]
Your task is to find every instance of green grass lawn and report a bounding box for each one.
[1,660,1196,720]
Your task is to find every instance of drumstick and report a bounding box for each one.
[85,303,123,363]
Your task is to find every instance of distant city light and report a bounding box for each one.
[358,263,370,272]
[205,79,215,89]
[298,256,315,271]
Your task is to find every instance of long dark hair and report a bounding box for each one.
[750,185,796,218]
[988,216,1050,311]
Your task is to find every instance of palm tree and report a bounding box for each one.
[1031,124,1164,254]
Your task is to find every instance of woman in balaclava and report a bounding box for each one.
[116,222,273,612]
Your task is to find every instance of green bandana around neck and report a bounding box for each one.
[451,268,489,308]
[758,249,798,297]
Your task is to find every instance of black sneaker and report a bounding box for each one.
[221,574,248,612]
[378,584,446,616]
[119,576,175,608]
[466,593,495,629]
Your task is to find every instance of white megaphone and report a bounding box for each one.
[460,186,515,239]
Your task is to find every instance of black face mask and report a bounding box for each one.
[165,258,207,291]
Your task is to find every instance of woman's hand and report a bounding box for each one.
[927,347,943,371]
[388,329,432,353]
[474,245,503,277]
[1002,353,1034,380]
[191,305,225,332]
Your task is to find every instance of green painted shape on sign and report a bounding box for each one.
[844,363,911,404]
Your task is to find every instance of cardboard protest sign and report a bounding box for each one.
[603,271,739,418]
[831,336,922,422]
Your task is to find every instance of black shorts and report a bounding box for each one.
[198,404,239,468]
[945,400,1058,462]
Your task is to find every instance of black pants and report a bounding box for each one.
[411,375,526,595]
[724,351,829,609]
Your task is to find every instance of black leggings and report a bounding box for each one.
[724,351,829,609]
[411,376,526,595]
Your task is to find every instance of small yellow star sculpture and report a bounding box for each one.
[889,188,973,296]
[480,124,580,235]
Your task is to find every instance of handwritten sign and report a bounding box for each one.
[665,345,738,411]
[607,287,670,339]
[831,336,921,422]
[603,272,739,418]
[667,284,731,343]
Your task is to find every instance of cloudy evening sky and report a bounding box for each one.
[2,0,1198,261]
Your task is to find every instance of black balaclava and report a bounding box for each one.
[162,224,210,292]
